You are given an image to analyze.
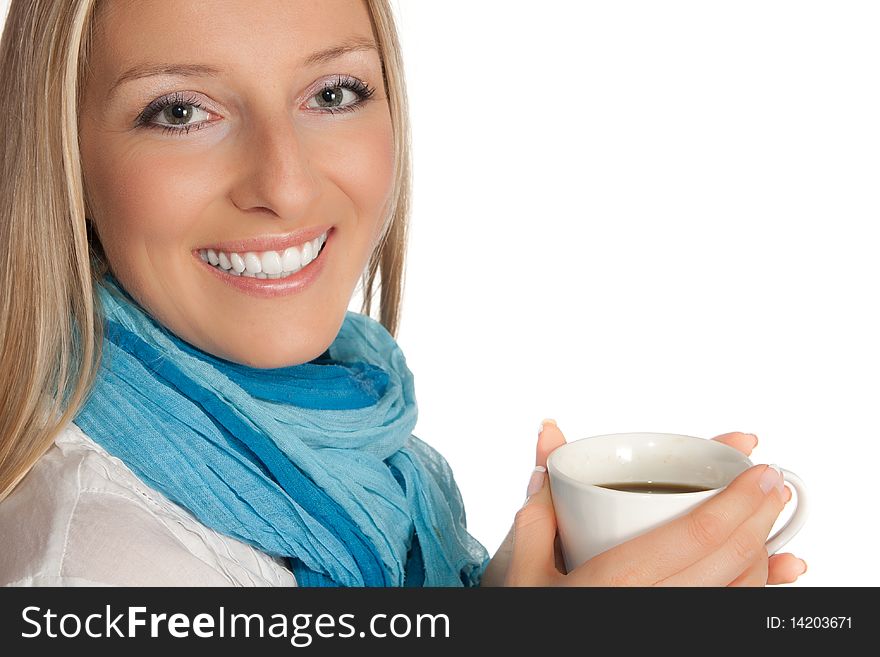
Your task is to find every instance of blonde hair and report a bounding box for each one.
[0,0,412,501]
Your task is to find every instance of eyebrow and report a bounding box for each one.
[107,36,379,100]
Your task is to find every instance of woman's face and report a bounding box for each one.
[79,0,394,368]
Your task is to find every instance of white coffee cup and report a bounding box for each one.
[545,432,808,573]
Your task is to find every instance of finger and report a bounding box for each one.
[656,472,787,586]
[711,432,758,456]
[732,488,795,589]
[767,553,808,585]
[505,467,561,586]
[570,463,785,586]
[536,419,567,467]
[728,554,769,587]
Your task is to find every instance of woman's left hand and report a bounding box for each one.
[480,426,808,586]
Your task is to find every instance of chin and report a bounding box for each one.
[225,346,324,370]
[217,329,336,369]
[188,301,348,369]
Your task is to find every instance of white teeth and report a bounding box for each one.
[230,252,246,273]
[282,246,303,273]
[301,241,314,265]
[244,252,262,274]
[199,230,329,279]
[309,238,321,262]
[260,250,282,275]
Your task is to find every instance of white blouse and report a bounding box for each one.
[0,421,297,587]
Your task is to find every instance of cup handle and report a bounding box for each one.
[764,468,809,555]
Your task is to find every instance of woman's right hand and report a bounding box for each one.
[501,423,805,587]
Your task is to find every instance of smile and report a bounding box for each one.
[198,230,329,279]
[194,227,334,299]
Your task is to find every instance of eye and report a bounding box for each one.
[135,91,213,136]
[305,75,376,114]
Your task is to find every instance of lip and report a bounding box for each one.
[194,223,334,255]
[196,227,334,299]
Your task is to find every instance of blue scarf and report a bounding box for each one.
[73,273,489,587]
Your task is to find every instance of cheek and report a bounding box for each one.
[319,114,395,246]
[358,120,395,217]
[83,140,216,262]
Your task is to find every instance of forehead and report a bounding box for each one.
[90,0,376,78]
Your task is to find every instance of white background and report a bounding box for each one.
[388,0,878,587]
[3,0,876,586]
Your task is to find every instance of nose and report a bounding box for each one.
[228,111,321,220]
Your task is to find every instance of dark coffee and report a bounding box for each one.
[595,481,713,494]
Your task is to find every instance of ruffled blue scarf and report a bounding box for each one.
[73,273,489,587]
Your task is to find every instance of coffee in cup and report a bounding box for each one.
[595,481,714,494]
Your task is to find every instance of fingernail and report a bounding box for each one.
[759,463,784,495]
[773,465,785,494]
[746,433,759,448]
[798,559,808,575]
[538,418,557,435]
[526,465,546,498]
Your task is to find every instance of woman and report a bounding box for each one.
[0,0,806,586]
